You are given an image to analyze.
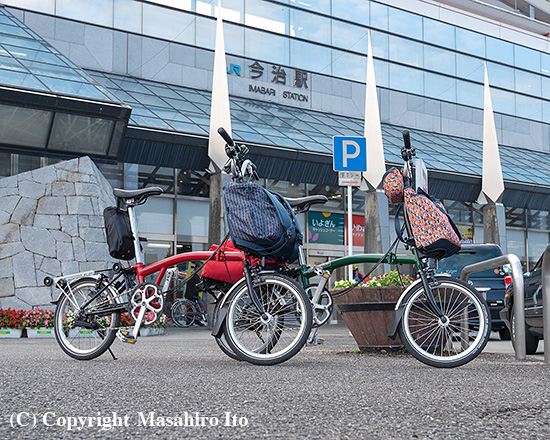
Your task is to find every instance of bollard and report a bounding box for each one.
[461,254,525,361]
[542,244,550,363]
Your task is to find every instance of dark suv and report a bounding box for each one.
[436,244,511,340]
[500,252,545,354]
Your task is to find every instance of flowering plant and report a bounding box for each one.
[20,308,55,329]
[334,270,415,289]
[0,309,24,329]
[150,313,167,329]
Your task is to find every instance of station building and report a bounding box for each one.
[0,0,550,276]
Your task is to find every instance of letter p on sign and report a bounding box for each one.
[333,136,367,172]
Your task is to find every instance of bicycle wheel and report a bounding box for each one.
[305,284,334,328]
[54,277,121,361]
[398,276,491,368]
[224,273,313,365]
[171,299,196,328]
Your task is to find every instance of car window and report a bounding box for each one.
[437,248,503,278]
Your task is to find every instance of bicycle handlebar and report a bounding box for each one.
[217,127,234,147]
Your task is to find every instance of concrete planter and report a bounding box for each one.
[0,328,23,338]
[332,286,403,351]
[139,327,165,337]
[26,328,54,338]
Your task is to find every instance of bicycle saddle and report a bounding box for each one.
[113,187,164,204]
[285,195,328,212]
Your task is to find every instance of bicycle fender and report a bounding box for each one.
[211,303,229,338]
[388,306,404,340]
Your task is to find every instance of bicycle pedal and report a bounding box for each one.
[116,330,137,344]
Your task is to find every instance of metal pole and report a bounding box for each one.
[461,254,525,360]
[542,244,550,363]
[347,186,353,281]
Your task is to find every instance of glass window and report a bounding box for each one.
[114,0,142,33]
[0,0,54,14]
[515,45,540,73]
[307,183,343,210]
[95,160,123,189]
[369,2,388,31]
[528,210,549,229]
[0,104,52,148]
[136,197,174,235]
[424,45,455,76]
[423,17,455,49]
[289,0,330,15]
[225,22,245,55]
[150,0,192,11]
[486,62,514,90]
[177,198,209,236]
[388,7,422,40]
[331,20,368,54]
[17,154,41,174]
[0,67,48,91]
[143,4,195,45]
[456,28,485,58]
[424,72,456,102]
[49,114,114,155]
[142,240,174,266]
[245,0,287,34]
[56,0,114,27]
[374,58,389,88]
[507,229,526,260]
[290,40,331,74]
[515,94,542,120]
[389,64,423,95]
[490,88,515,116]
[332,0,368,24]
[331,50,364,82]
[0,152,10,177]
[135,165,175,193]
[389,36,422,68]
[486,36,514,65]
[456,80,482,108]
[370,30,389,59]
[245,28,289,66]
[290,9,330,45]
[541,52,550,75]
[177,169,210,197]
[515,69,541,97]
[506,207,526,227]
[528,231,549,260]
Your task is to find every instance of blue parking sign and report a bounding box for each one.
[333,136,367,172]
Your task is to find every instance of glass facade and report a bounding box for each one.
[5,0,550,124]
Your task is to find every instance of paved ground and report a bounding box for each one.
[1,325,549,440]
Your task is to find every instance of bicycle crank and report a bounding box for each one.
[128,283,164,327]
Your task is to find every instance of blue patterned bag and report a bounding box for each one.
[223,182,303,263]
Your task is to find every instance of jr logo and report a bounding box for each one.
[332,136,367,172]
[227,64,241,76]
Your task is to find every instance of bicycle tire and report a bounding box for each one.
[398,275,491,368]
[171,299,196,328]
[223,273,313,365]
[54,277,121,361]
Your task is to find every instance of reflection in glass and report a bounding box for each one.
[389,7,422,40]
[389,36,422,68]
[332,0,368,24]
[424,45,455,76]
[507,229,525,259]
[49,114,114,155]
[56,0,114,27]
[245,28,289,67]
[515,69,541,96]
[389,64,423,95]
[290,40,331,74]
[135,198,174,235]
[331,20,368,54]
[423,17,455,49]
[290,9,330,45]
[177,198,209,236]
[0,104,51,148]
[143,4,195,44]
[114,0,142,33]
[456,28,485,58]
[245,0,287,34]
[486,36,513,65]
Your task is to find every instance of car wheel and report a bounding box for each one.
[511,309,540,355]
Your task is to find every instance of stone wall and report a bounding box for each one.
[0,157,116,309]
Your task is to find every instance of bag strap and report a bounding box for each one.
[265,190,292,231]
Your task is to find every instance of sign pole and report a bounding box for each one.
[347,186,353,281]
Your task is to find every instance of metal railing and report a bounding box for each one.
[542,244,550,363]
[460,254,526,361]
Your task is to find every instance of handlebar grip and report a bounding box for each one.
[402,130,411,150]
[217,127,234,147]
